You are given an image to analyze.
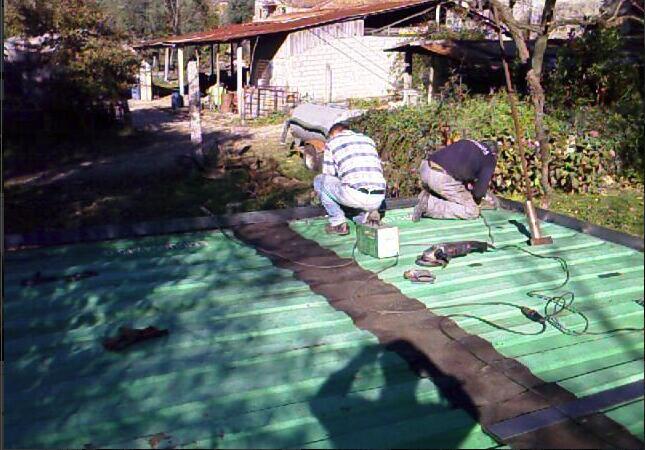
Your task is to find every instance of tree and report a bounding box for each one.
[96,0,220,39]
[467,0,643,203]
[224,0,254,24]
[5,0,139,132]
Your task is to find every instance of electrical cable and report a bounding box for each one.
[479,211,644,336]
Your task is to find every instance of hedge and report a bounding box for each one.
[349,93,640,198]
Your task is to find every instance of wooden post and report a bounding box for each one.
[492,4,552,245]
[164,47,170,81]
[210,44,215,76]
[229,43,235,77]
[188,60,204,163]
[236,44,244,120]
[427,62,434,104]
[215,47,221,87]
[178,47,185,95]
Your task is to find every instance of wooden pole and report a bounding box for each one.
[493,5,552,245]
[236,44,244,120]
[492,6,532,202]
[229,43,235,77]
[216,49,221,86]
[210,44,215,76]
[188,60,204,163]
[164,47,170,81]
[178,47,185,95]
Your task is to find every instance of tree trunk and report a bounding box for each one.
[490,0,555,204]
[526,68,552,200]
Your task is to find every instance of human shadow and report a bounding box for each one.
[309,341,480,448]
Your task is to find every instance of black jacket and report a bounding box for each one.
[427,139,498,202]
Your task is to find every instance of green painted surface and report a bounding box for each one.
[4,229,497,449]
[291,208,645,441]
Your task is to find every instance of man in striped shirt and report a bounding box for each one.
[313,121,386,235]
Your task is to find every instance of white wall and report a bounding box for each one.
[270,23,406,101]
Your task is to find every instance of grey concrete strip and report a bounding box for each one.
[487,380,645,441]
[5,195,641,252]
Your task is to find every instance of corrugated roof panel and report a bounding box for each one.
[290,207,645,441]
[134,0,436,47]
[4,229,498,448]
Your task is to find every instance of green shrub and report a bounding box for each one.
[349,93,632,198]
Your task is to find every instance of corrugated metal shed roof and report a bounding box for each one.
[134,0,436,48]
[4,226,497,449]
[4,206,643,448]
[291,207,645,442]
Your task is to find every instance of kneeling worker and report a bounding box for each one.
[313,121,386,235]
[412,139,498,221]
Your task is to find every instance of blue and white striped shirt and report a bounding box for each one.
[322,130,386,191]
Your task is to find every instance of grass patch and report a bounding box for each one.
[507,188,644,237]
[4,154,316,234]
[241,111,289,128]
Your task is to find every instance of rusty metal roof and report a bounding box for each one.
[134,0,437,48]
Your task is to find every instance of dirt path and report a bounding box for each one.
[5,97,285,190]
[4,97,309,234]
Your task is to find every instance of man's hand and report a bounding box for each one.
[466,182,474,191]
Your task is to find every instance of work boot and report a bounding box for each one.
[325,222,350,236]
[411,190,430,222]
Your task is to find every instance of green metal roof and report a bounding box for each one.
[4,228,498,449]
[291,207,645,441]
[4,207,643,448]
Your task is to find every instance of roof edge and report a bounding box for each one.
[4,197,642,252]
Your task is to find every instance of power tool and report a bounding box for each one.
[416,241,490,267]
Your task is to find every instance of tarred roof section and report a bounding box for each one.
[134,0,436,48]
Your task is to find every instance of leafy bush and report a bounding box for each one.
[224,0,254,24]
[545,26,644,180]
[349,93,634,198]
[5,0,139,136]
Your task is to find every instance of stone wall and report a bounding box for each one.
[268,23,406,101]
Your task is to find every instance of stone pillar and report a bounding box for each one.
[139,60,152,101]
[236,44,244,119]
[403,51,413,89]
[188,60,203,163]
[178,47,185,95]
